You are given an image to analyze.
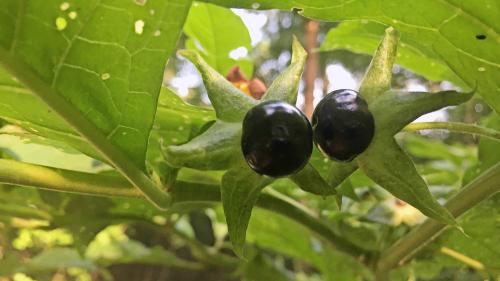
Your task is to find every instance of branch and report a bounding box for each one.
[303,20,319,118]
[376,162,500,276]
[403,122,500,141]
[0,159,365,258]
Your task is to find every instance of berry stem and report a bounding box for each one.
[403,121,500,141]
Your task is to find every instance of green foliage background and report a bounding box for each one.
[0,0,499,280]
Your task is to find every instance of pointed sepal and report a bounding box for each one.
[357,135,457,226]
[370,90,474,136]
[327,161,359,188]
[162,121,242,170]
[179,50,257,122]
[261,36,307,104]
[290,163,337,196]
[359,27,399,104]
[221,166,273,257]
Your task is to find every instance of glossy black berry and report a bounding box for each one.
[241,101,313,177]
[312,89,375,162]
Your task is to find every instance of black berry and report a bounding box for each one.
[312,89,375,162]
[241,101,313,177]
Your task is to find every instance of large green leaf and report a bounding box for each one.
[203,0,500,114]
[0,68,99,160]
[0,84,212,167]
[184,2,253,77]
[0,0,192,207]
[0,0,191,168]
[319,21,464,85]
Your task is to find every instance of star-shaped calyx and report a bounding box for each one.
[329,27,472,227]
[163,37,333,256]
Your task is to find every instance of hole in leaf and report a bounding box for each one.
[475,34,487,40]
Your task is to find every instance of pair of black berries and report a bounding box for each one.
[241,89,375,177]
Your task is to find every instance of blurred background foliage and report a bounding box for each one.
[1,2,499,281]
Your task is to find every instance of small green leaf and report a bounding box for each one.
[179,50,256,122]
[289,163,336,196]
[163,121,242,170]
[221,166,272,256]
[261,36,307,105]
[184,2,253,77]
[359,27,399,104]
[357,135,457,225]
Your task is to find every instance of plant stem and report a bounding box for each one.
[0,159,365,257]
[0,48,171,209]
[403,122,500,141]
[0,204,52,221]
[375,162,500,278]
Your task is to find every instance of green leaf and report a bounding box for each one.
[221,166,272,256]
[0,0,192,208]
[463,113,500,185]
[87,229,200,268]
[179,49,256,122]
[476,114,500,170]
[203,0,500,114]
[0,0,190,169]
[247,209,372,281]
[358,26,399,104]
[320,21,464,86]
[261,36,307,105]
[357,135,456,225]
[0,68,102,161]
[242,253,292,281]
[184,2,253,77]
[23,248,96,272]
[289,163,336,196]
[163,120,242,170]
[431,193,500,272]
[0,83,213,167]
[332,219,382,252]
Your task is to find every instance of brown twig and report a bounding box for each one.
[303,20,319,118]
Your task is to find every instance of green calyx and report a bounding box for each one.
[329,27,473,226]
[166,36,335,256]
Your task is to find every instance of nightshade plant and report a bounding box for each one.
[0,1,499,280]
[163,28,475,257]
